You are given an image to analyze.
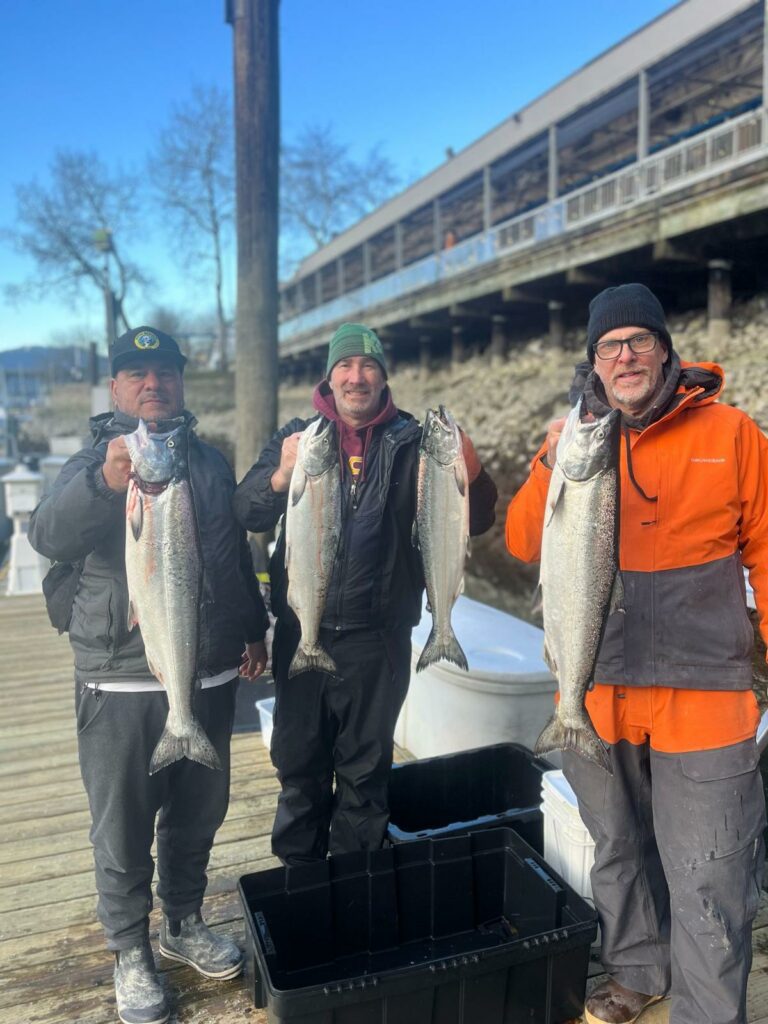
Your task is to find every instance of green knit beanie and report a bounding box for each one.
[326,322,387,378]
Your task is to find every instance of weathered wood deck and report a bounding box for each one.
[0,593,766,1024]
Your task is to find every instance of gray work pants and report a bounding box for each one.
[75,680,236,950]
[564,737,765,1024]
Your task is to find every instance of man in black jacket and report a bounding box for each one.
[233,322,497,866]
[29,327,269,1024]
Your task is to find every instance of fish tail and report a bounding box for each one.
[148,722,222,775]
[534,714,612,774]
[288,643,339,679]
[416,625,468,672]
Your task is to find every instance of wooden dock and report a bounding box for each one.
[1,593,766,1024]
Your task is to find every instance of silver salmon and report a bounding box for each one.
[124,420,220,775]
[534,398,621,773]
[415,406,470,672]
[285,417,342,678]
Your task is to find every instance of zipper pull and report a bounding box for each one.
[350,480,359,510]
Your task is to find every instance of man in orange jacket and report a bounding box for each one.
[506,283,767,1024]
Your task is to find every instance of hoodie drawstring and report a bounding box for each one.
[623,424,658,503]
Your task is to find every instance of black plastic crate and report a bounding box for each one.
[387,743,553,852]
[239,827,597,1024]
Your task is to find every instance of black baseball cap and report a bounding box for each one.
[110,326,188,376]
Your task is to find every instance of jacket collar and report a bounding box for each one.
[580,353,723,430]
[89,409,198,444]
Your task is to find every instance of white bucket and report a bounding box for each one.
[256,697,275,750]
[541,769,595,901]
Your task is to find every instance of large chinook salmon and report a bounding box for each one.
[415,406,470,672]
[285,417,342,678]
[534,398,621,773]
[124,420,221,775]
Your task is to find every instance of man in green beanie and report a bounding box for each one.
[234,322,498,864]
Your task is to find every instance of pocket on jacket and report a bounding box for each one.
[679,740,765,860]
[75,688,112,735]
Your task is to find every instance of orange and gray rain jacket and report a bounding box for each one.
[506,356,768,749]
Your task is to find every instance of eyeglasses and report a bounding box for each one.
[594,332,658,361]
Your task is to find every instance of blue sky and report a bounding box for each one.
[0,0,674,353]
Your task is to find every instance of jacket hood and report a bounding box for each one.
[89,409,198,443]
[312,380,398,428]
[573,354,724,429]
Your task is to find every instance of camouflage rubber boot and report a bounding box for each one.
[113,939,170,1024]
[159,911,244,980]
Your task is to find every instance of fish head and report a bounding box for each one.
[124,419,189,486]
[298,417,337,476]
[558,400,620,482]
[421,406,461,467]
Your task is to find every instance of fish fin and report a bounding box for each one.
[127,599,139,631]
[129,490,143,542]
[290,467,307,506]
[534,714,612,774]
[609,571,625,614]
[532,583,543,617]
[146,656,165,686]
[148,721,222,775]
[288,643,339,679]
[542,638,556,675]
[416,625,468,672]
[544,474,565,527]
[454,462,467,497]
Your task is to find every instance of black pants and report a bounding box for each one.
[270,624,411,865]
[75,680,236,950]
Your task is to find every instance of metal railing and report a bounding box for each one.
[279,107,767,344]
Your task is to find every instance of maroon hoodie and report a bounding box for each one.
[312,381,399,488]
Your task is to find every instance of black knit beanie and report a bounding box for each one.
[586,283,673,364]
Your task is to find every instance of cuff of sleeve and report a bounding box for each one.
[531,445,552,479]
[88,462,123,503]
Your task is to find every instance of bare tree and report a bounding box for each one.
[281,124,400,255]
[149,85,234,369]
[3,150,147,339]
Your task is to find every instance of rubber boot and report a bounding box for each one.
[113,939,169,1024]
[159,911,243,980]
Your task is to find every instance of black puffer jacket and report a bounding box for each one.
[29,410,268,686]
[233,410,498,632]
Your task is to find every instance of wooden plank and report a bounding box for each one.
[1,595,766,1024]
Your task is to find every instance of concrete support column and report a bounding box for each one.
[637,69,649,161]
[394,222,403,271]
[548,300,565,346]
[490,315,509,366]
[482,165,492,233]
[451,325,466,365]
[419,335,432,381]
[337,257,345,297]
[548,125,559,201]
[708,259,732,344]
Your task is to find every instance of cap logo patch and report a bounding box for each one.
[362,332,383,355]
[134,330,160,351]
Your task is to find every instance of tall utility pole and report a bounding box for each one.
[226,0,280,492]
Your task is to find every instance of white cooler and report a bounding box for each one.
[396,595,557,758]
[541,769,596,902]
